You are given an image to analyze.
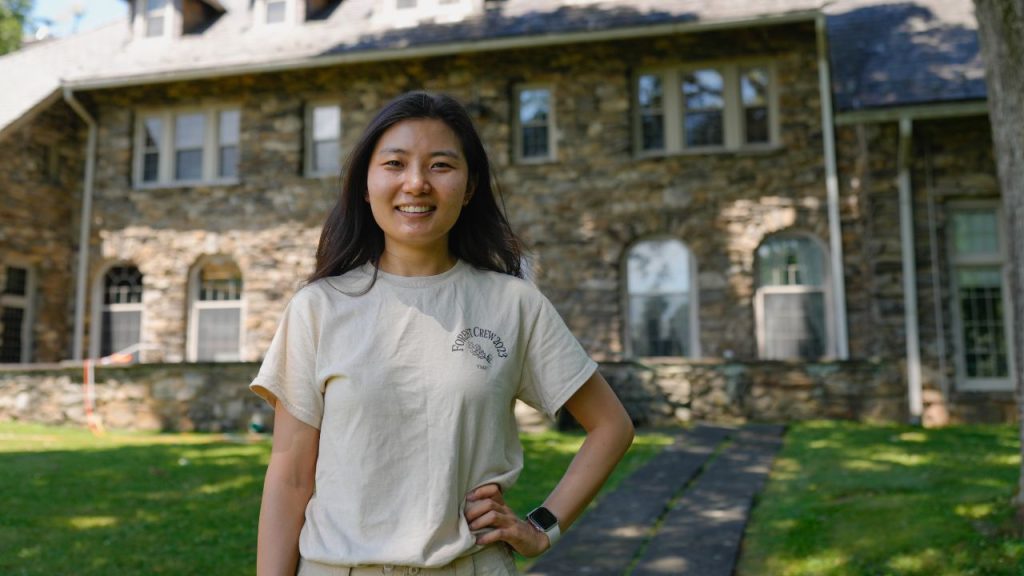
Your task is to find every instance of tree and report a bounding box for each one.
[0,0,32,55]
[973,0,1024,528]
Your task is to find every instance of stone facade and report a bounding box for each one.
[0,101,83,363]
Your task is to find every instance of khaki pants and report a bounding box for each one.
[297,545,519,576]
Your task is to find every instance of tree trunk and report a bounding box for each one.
[973,0,1024,529]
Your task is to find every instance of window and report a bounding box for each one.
[636,63,777,154]
[755,235,831,360]
[188,257,244,362]
[145,0,168,36]
[949,206,1015,390]
[135,107,241,186]
[266,0,288,22]
[135,0,176,39]
[1,265,34,363]
[101,266,144,361]
[515,87,555,162]
[306,104,341,177]
[625,239,699,357]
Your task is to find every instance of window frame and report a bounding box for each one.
[0,260,36,364]
[304,101,343,178]
[133,105,242,188]
[134,0,178,39]
[186,256,246,363]
[947,201,1017,391]
[621,237,701,359]
[753,233,835,361]
[633,60,780,157]
[89,263,146,361]
[513,84,558,164]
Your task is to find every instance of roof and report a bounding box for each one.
[0,0,822,137]
[826,0,987,112]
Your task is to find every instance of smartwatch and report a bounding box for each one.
[526,506,561,547]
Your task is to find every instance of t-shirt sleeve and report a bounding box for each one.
[517,294,598,419]
[250,290,323,430]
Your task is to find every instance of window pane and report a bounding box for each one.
[641,115,664,150]
[742,68,769,107]
[757,237,825,287]
[762,291,826,359]
[144,117,162,149]
[627,239,691,294]
[199,261,243,301]
[175,114,205,149]
[0,306,24,362]
[745,107,770,144]
[952,210,1000,256]
[4,267,28,296]
[146,15,164,37]
[101,310,142,359]
[683,70,724,110]
[143,153,160,182]
[629,294,690,357]
[519,89,550,125]
[312,106,340,141]
[267,0,287,23]
[219,110,240,146]
[521,126,549,159]
[176,150,203,180]
[957,267,1009,378]
[313,141,340,174]
[219,146,239,179]
[637,74,662,109]
[684,111,723,147]
[104,266,144,304]
[196,307,241,361]
[397,0,417,8]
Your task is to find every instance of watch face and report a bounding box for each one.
[528,506,558,531]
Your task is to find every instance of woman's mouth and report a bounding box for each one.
[396,205,436,214]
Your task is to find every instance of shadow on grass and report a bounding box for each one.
[737,421,1024,576]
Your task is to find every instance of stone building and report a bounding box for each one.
[0,0,1016,430]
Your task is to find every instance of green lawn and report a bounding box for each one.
[0,422,669,575]
[737,421,1024,576]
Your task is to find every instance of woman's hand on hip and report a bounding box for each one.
[464,483,550,557]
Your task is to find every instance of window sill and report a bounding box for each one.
[134,178,242,190]
[635,143,784,159]
[515,156,558,166]
[305,171,341,179]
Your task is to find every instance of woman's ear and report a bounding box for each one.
[463,182,476,206]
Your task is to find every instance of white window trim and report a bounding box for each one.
[372,0,479,28]
[254,0,299,26]
[186,258,246,362]
[514,84,558,164]
[634,60,780,157]
[621,238,702,359]
[305,101,342,178]
[89,262,146,361]
[1,260,36,364]
[753,235,835,361]
[134,0,179,39]
[133,105,242,189]
[948,201,1017,392]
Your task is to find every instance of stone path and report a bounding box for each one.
[526,424,785,576]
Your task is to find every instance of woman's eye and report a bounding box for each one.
[432,162,453,170]
[383,160,402,168]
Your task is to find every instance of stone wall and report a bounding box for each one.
[0,101,83,362]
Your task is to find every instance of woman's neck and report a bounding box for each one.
[377,247,457,277]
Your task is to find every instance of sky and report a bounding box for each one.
[30,0,128,38]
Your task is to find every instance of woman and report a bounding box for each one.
[252,91,634,575]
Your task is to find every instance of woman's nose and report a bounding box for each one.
[402,167,429,195]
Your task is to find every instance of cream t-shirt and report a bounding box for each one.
[250,260,597,568]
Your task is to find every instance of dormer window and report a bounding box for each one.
[374,0,479,28]
[255,0,296,25]
[266,0,287,23]
[141,0,172,37]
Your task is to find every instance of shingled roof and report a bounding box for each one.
[826,0,987,112]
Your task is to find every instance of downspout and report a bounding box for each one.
[923,137,949,404]
[898,116,923,424]
[63,87,97,361]
[816,13,850,359]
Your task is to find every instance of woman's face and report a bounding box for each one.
[366,118,472,259]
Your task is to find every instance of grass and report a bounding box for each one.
[0,421,670,575]
[737,420,1024,576]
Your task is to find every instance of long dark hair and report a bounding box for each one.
[307,91,523,286]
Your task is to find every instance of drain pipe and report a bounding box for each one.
[897,116,923,424]
[816,13,850,359]
[63,87,97,361]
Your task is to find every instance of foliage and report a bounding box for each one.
[0,0,32,55]
[0,422,669,575]
[737,421,1024,576]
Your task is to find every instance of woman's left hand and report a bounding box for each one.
[464,484,551,557]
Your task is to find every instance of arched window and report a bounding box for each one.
[101,265,144,360]
[755,235,830,359]
[188,256,244,362]
[625,239,698,357]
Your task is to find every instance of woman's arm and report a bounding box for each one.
[468,370,635,556]
[257,400,320,576]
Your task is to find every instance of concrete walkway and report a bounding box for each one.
[527,424,785,576]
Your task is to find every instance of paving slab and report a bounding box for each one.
[527,425,734,576]
[630,424,785,576]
